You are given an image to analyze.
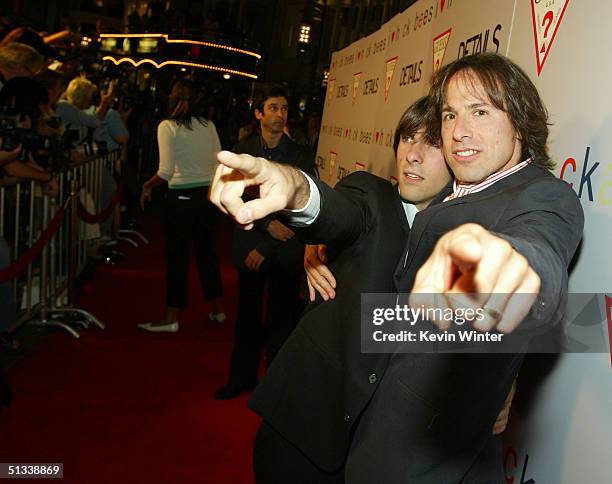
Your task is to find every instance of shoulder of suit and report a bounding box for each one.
[337,171,392,191]
[514,165,578,197]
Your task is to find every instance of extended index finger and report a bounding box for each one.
[217,151,264,177]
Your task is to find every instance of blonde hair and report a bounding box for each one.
[66,77,97,106]
[0,42,44,75]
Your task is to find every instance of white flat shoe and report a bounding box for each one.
[137,322,179,333]
[209,312,226,323]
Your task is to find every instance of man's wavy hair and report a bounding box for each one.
[427,53,554,170]
[393,96,438,152]
[168,78,208,129]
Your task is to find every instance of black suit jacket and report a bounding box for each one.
[231,133,313,270]
[249,172,409,471]
[250,164,584,482]
[345,164,584,483]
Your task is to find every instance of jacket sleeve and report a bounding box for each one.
[290,172,383,251]
[495,177,584,334]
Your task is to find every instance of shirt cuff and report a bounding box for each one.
[282,172,321,226]
[156,170,171,181]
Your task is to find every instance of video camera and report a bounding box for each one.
[0,111,46,160]
[0,109,75,172]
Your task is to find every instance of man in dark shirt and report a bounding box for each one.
[214,86,314,400]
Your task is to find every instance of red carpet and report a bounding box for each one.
[0,218,260,483]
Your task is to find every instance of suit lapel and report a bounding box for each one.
[392,164,548,291]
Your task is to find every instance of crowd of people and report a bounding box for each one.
[0,18,321,412]
[0,24,133,402]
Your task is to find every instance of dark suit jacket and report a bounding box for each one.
[345,164,584,483]
[250,164,584,482]
[249,172,409,471]
[231,133,313,270]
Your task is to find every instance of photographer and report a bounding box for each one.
[0,71,49,409]
[56,76,114,154]
[0,77,58,196]
[36,68,65,126]
[0,41,44,89]
[93,87,130,152]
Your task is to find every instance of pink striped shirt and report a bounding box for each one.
[443,159,531,202]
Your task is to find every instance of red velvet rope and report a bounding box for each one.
[76,182,123,224]
[0,202,69,283]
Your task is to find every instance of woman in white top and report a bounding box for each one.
[139,79,225,332]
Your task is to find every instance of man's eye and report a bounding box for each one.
[474,110,488,116]
[401,135,414,143]
[442,113,455,121]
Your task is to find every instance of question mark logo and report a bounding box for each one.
[541,11,553,53]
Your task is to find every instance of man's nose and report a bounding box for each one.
[452,115,472,141]
[406,144,423,164]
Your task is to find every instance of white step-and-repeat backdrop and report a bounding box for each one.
[316,0,611,482]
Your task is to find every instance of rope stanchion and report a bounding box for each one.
[0,198,70,284]
[76,181,123,224]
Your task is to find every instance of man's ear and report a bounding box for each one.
[254,109,263,121]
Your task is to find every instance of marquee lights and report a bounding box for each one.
[102,56,258,79]
[99,33,262,59]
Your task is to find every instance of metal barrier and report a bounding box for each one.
[0,150,122,338]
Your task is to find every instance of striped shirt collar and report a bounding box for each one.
[443,159,531,202]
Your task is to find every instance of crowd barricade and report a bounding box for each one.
[0,150,122,338]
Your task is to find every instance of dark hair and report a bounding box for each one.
[427,53,553,170]
[393,96,434,153]
[167,78,208,129]
[0,76,47,122]
[252,85,289,114]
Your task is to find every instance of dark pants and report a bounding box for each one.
[0,238,16,332]
[254,421,345,484]
[0,365,11,407]
[0,238,14,407]
[163,187,223,308]
[226,264,304,386]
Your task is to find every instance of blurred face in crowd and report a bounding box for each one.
[396,129,451,210]
[73,91,94,110]
[255,96,288,134]
[441,71,522,183]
